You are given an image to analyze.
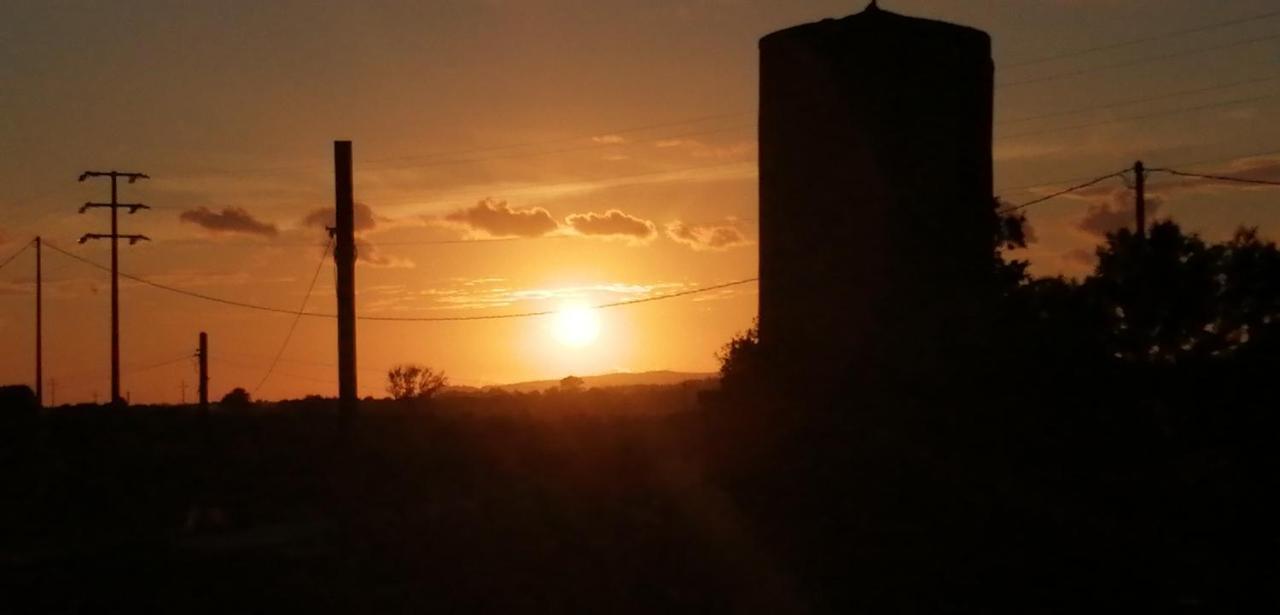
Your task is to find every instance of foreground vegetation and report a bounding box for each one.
[3,213,1279,612]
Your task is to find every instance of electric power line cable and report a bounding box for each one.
[1161,147,1280,170]
[126,354,197,375]
[1004,8,1280,68]
[253,238,333,395]
[996,74,1280,125]
[353,278,760,322]
[43,240,756,321]
[0,239,31,272]
[997,92,1280,140]
[1000,171,1128,213]
[1150,168,1280,186]
[997,31,1280,88]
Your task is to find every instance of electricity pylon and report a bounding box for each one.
[78,170,150,406]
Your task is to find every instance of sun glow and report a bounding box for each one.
[552,304,602,348]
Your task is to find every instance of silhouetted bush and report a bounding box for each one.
[219,387,252,408]
[387,363,448,401]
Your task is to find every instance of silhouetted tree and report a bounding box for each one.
[1083,222,1280,362]
[559,375,585,392]
[716,320,762,394]
[387,364,448,400]
[219,387,252,408]
[0,384,37,408]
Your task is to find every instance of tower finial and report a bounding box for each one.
[867,0,879,9]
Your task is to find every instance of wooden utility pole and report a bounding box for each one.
[78,170,150,406]
[1134,160,1146,240]
[198,332,209,413]
[333,141,358,421]
[34,236,42,408]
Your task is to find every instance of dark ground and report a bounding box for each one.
[1,382,1275,613]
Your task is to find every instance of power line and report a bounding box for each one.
[1004,9,1280,68]
[126,354,196,375]
[43,240,756,321]
[1000,171,1128,213]
[1161,147,1280,170]
[997,92,1280,140]
[997,31,1280,88]
[998,148,1280,198]
[45,240,316,316]
[254,238,333,395]
[998,169,1124,195]
[0,239,31,272]
[1150,168,1280,186]
[996,74,1280,126]
[356,278,760,322]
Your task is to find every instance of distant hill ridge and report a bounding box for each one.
[485,370,716,393]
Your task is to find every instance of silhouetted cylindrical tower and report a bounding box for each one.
[758,4,993,383]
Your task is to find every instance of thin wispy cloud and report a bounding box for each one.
[362,280,692,312]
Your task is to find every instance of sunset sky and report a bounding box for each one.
[3,0,1280,404]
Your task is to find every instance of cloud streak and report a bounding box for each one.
[565,209,656,241]
[445,198,558,238]
[179,207,278,237]
[665,220,751,251]
[302,201,380,233]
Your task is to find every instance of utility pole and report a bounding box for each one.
[1133,160,1146,240]
[198,332,209,413]
[333,141,358,422]
[35,236,42,408]
[78,170,150,407]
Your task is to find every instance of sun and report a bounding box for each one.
[552,304,602,348]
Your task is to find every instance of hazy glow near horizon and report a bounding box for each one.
[552,305,602,348]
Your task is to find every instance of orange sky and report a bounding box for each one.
[3,1,1280,403]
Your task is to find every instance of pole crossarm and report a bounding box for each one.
[80,202,149,214]
[79,171,149,183]
[79,233,150,245]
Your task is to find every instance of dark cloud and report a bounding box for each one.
[179,207,278,237]
[1077,188,1164,238]
[665,220,750,251]
[356,238,413,269]
[565,209,656,240]
[445,198,558,238]
[302,201,379,233]
[299,203,409,267]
